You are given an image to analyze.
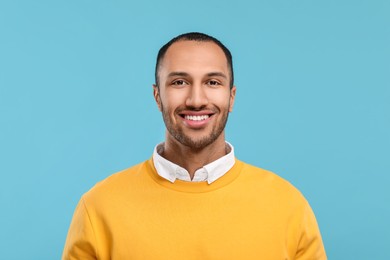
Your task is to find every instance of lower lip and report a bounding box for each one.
[182,116,212,129]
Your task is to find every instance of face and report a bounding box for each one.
[154,40,236,150]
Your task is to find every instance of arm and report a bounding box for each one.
[62,198,98,260]
[295,202,327,260]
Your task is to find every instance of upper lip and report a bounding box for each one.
[178,110,215,117]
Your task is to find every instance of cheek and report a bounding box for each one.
[211,93,232,109]
[160,96,181,115]
[161,90,187,108]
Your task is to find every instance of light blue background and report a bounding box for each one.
[0,0,389,259]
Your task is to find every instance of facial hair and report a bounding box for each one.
[160,101,230,150]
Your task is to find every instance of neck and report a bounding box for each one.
[161,133,228,179]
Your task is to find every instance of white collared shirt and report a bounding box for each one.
[152,142,235,184]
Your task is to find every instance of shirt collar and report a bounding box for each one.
[152,142,235,184]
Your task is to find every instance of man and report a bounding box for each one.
[63,32,326,259]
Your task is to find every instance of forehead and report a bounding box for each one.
[159,40,229,75]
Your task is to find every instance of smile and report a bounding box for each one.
[178,111,214,128]
[184,115,210,121]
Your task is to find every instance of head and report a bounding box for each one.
[155,32,234,89]
[153,32,236,150]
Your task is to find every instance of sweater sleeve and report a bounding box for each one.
[62,198,98,260]
[295,201,327,260]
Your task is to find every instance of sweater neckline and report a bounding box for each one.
[145,158,244,193]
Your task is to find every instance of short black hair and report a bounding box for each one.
[155,32,234,88]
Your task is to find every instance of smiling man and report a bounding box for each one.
[63,32,327,259]
[153,38,236,180]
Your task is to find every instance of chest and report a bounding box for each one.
[93,190,298,259]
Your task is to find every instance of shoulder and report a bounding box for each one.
[237,160,308,204]
[82,160,150,203]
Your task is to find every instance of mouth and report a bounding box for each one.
[183,114,210,121]
[178,111,215,127]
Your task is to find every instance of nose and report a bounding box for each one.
[185,83,209,109]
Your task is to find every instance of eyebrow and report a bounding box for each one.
[167,71,228,79]
[206,72,228,79]
[167,72,189,78]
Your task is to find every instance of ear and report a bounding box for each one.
[229,86,236,112]
[153,84,162,111]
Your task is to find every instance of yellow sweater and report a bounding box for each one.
[63,159,326,259]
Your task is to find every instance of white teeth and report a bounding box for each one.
[185,115,209,121]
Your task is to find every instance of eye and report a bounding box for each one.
[207,80,221,87]
[172,80,188,86]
